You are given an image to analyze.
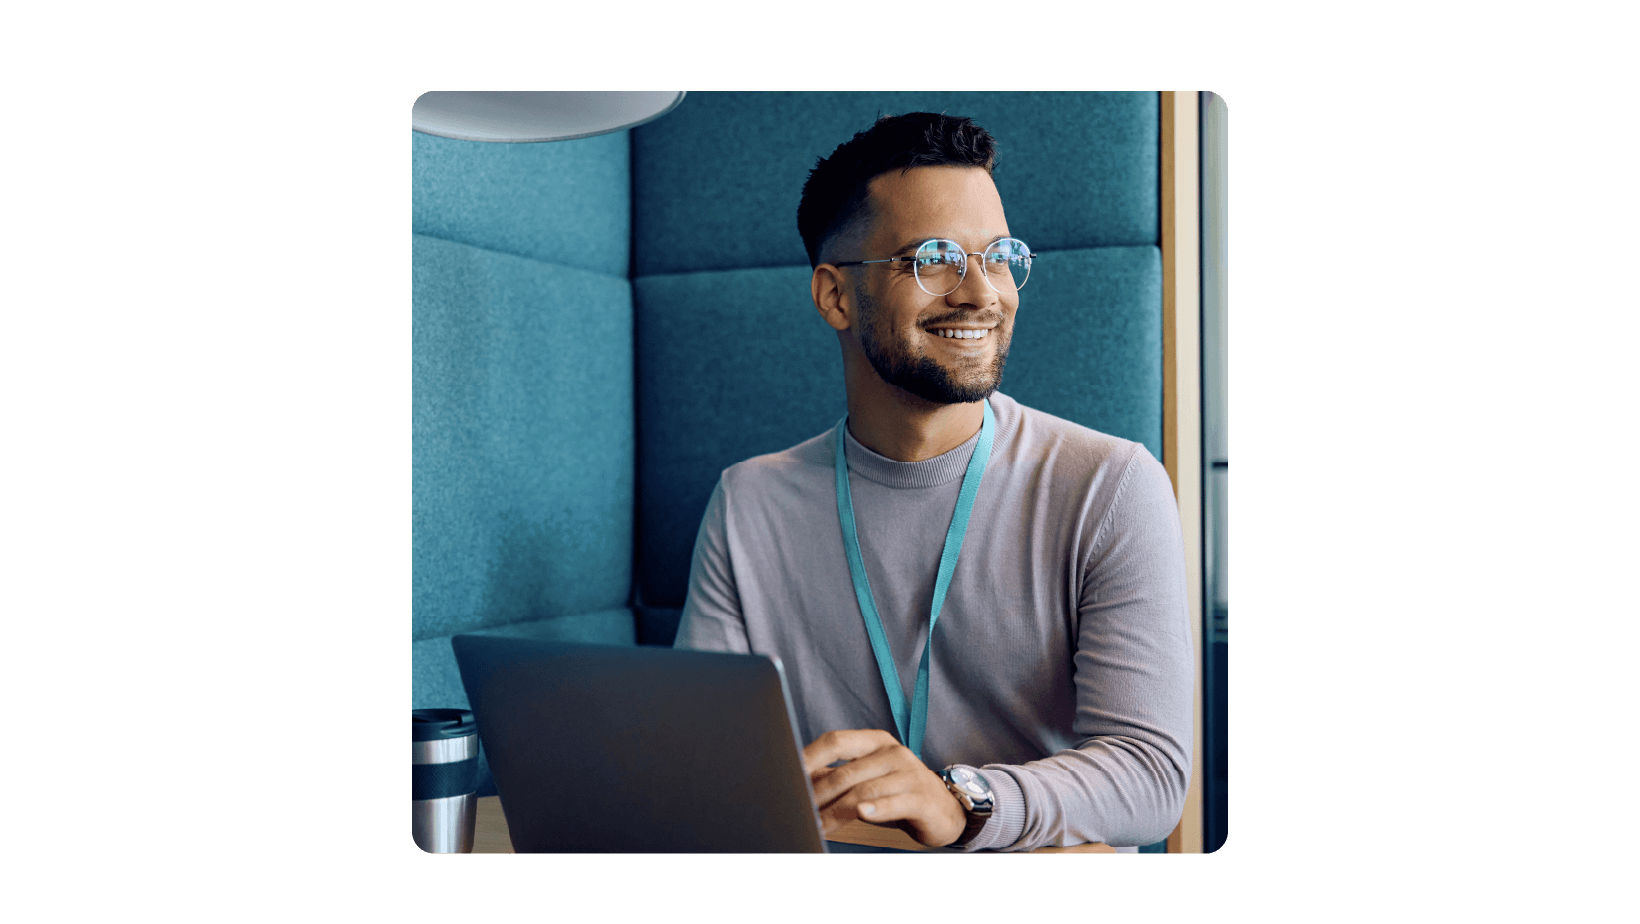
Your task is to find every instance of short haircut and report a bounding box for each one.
[797,112,998,269]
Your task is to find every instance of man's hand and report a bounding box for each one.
[802,729,966,848]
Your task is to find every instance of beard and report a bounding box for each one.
[853,284,1011,405]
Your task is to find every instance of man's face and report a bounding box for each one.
[844,166,1018,405]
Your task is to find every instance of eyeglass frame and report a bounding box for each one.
[831,237,1037,297]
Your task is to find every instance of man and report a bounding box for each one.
[674,112,1192,852]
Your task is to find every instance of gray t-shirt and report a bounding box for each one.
[674,392,1192,851]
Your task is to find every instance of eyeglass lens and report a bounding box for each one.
[913,239,1032,296]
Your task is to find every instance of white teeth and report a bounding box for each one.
[933,328,987,339]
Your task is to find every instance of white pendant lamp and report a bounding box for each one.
[412,91,686,144]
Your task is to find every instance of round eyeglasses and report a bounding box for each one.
[834,238,1035,297]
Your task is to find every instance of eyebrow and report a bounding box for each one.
[890,234,1011,257]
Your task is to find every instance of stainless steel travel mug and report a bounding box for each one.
[412,708,479,853]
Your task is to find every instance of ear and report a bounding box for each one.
[812,264,854,332]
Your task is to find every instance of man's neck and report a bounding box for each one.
[844,381,986,463]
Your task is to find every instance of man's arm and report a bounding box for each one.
[672,477,751,653]
[962,446,1194,850]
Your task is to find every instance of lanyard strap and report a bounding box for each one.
[833,399,995,759]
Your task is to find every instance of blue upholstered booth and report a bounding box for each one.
[412,92,1161,796]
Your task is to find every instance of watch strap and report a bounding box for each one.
[953,807,990,846]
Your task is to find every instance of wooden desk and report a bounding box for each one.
[472,795,1114,853]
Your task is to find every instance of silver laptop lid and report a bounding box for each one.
[452,636,827,853]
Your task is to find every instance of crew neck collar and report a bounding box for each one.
[840,395,1010,489]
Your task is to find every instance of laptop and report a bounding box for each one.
[451,634,921,853]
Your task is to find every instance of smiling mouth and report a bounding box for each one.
[926,327,993,340]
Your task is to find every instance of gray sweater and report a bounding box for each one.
[674,392,1192,851]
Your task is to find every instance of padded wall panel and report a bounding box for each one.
[633,265,846,606]
[631,91,1157,276]
[414,234,634,639]
[1000,245,1163,461]
[412,610,639,711]
[413,130,630,278]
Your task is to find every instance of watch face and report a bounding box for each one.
[943,767,994,826]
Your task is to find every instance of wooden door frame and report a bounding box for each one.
[1161,89,1205,855]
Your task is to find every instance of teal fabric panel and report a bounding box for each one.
[412,609,637,797]
[633,265,846,605]
[413,130,630,278]
[1000,245,1163,462]
[414,233,635,640]
[412,610,640,711]
[630,91,1157,276]
[632,247,1159,607]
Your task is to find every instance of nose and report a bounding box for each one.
[946,252,1002,307]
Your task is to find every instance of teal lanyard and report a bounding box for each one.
[833,399,995,760]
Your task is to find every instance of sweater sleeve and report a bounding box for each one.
[961,445,1194,851]
[673,476,752,654]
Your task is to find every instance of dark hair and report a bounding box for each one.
[797,112,998,268]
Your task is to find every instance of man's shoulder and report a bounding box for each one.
[994,392,1150,472]
[994,394,1173,545]
[717,425,836,496]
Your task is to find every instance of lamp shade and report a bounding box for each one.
[411,91,686,143]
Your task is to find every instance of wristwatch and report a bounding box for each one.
[940,766,995,846]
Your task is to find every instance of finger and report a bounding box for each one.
[850,792,929,836]
[801,728,899,777]
[818,791,871,834]
[853,784,963,847]
[815,767,924,830]
[808,743,917,808]
[801,730,839,774]
[807,765,840,804]
[853,789,920,824]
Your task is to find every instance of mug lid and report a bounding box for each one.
[412,708,476,741]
